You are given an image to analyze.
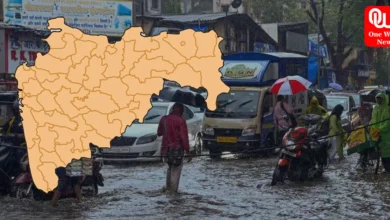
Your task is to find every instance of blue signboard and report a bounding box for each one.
[308,40,328,58]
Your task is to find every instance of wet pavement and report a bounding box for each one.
[2,153,390,220]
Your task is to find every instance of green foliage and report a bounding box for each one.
[190,0,213,13]
[248,0,306,23]
[163,0,182,14]
[374,50,390,84]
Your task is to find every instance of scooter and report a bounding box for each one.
[11,147,104,200]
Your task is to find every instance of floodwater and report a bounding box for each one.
[2,153,390,220]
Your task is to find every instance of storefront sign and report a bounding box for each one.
[3,0,132,36]
[7,33,49,73]
[358,69,369,77]
[220,61,268,79]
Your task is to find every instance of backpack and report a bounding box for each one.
[163,117,183,166]
[318,116,330,136]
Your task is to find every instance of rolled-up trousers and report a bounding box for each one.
[166,162,183,192]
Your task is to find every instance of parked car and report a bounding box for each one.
[101,102,203,162]
[326,94,359,131]
[330,91,362,107]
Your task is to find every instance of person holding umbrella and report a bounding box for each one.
[270,75,312,129]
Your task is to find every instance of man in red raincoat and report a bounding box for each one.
[157,103,192,192]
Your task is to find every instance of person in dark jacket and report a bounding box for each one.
[157,103,192,192]
[2,100,24,137]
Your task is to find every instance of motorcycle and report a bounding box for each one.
[10,146,104,200]
[0,134,26,195]
[271,126,330,186]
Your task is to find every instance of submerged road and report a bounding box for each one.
[1,153,390,220]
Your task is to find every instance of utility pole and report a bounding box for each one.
[317,12,321,89]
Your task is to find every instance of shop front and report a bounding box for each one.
[5,30,49,74]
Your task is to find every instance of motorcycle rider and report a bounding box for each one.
[304,96,328,117]
[2,100,24,138]
[1,100,26,161]
[274,95,296,130]
[370,93,390,172]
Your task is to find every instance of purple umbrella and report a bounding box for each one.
[329,83,343,91]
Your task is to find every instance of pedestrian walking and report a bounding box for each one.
[370,93,390,172]
[329,104,345,161]
[157,103,192,193]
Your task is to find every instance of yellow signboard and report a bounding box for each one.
[347,127,366,149]
[224,65,257,78]
[369,127,381,142]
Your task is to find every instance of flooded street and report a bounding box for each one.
[2,153,390,220]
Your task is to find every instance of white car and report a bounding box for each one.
[101,102,203,162]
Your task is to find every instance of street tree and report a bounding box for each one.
[163,0,182,14]
[190,0,213,13]
[244,0,307,24]
[305,0,374,80]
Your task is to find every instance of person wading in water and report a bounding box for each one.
[157,103,192,192]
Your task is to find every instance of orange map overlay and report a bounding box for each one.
[15,18,229,192]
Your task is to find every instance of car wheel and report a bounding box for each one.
[195,135,203,155]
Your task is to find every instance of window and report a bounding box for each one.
[169,105,194,120]
[134,106,168,124]
[205,90,261,119]
[152,0,159,9]
[183,106,194,120]
[326,97,348,112]
[262,92,273,115]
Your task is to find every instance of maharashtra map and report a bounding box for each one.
[15,18,229,192]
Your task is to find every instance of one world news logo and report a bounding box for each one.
[365,6,390,47]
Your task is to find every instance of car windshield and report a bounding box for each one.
[134,106,168,124]
[351,94,361,107]
[327,97,348,112]
[205,90,260,118]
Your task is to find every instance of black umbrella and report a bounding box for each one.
[158,87,206,108]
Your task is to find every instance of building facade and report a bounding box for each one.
[137,13,276,55]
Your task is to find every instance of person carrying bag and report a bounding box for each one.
[279,97,297,128]
[157,103,192,192]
